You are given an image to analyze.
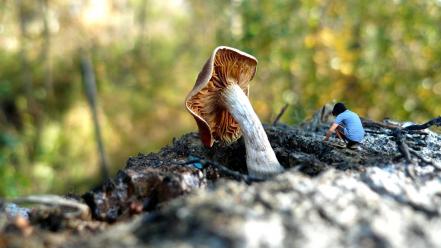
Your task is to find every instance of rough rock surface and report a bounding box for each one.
[71,117,441,248]
[1,115,441,248]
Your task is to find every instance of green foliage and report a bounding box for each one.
[1,0,441,196]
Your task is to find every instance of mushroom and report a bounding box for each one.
[185,46,284,178]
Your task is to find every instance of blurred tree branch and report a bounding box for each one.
[80,53,109,180]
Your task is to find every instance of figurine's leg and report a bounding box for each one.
[335,125,348,143]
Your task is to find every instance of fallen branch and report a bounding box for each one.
[363,117,441,166]
[365,130,392,135]
[404,116,441,131]
[361,118,400,129]
[408,149,441,171]
[362,116,441,132]
[13,195,90,220]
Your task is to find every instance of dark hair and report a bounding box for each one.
[332,102,347,116]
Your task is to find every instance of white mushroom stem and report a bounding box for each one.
[222,83,284,178]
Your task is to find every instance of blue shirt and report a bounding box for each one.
[334,110,365,142]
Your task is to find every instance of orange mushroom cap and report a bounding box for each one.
[185,46,258,147]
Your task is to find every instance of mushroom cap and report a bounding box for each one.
[185,46,258,147]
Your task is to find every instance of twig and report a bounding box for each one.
[392,128,412,163]
[362,116,441,132]
[13,195,90,219]
[272,104,289,126]
[404,116,441,131]
[408,149,441,171]
[361,118,400,129]
[179,157,265,184]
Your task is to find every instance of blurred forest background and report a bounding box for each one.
[1,0,440,197]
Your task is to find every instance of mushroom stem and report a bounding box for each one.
[222,83,284,178]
